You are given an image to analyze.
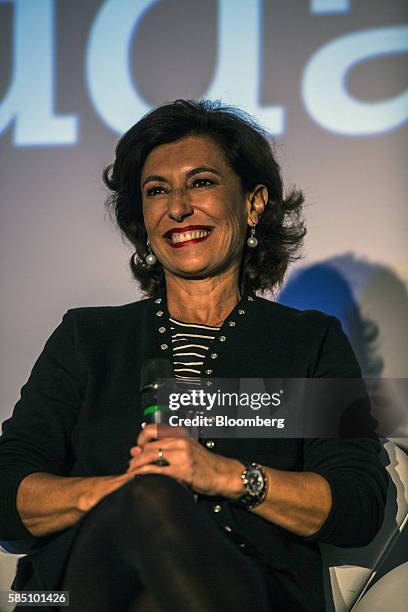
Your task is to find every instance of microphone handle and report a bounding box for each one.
[142,410,170,466]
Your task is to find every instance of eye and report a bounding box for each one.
[191,178,214,188]
[146,185,167,197]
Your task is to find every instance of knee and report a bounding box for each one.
[122,474,191,514]
[122,475,195,540]
[81,475,191,541]
[123,475,196,547]
[92,474,188,517]
[73,475,199,563]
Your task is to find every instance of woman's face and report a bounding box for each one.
[141,134,261,281]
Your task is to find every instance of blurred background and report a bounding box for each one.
[0,0,407,424]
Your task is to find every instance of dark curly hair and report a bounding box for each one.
[103,99,305,296]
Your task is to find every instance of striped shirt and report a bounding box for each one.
[169,316,220,381]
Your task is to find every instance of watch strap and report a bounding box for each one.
[237,462,268,510]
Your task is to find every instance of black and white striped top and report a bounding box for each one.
[169,316,219,381]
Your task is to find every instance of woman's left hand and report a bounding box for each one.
[127,423,243,498]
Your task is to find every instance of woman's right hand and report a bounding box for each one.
[17,471,137,538]
[77,471,137,513]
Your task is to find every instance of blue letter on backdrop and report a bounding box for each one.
[310,0,350,13]
[0,0,77,146]
[204,0,284,135]
[86,0,284,136]
[302,25,408,136]
[86,0,155,134]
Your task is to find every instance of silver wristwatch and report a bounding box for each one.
[237,462,268,509]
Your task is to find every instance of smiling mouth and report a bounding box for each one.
[166,227,213,248]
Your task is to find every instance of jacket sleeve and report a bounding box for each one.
[0,310,85,542]
[302,317,388,547]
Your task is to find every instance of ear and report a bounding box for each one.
[245,184,269,226]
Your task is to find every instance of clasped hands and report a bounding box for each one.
[127,423,243,499]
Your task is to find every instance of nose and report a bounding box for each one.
[167,187,194,222]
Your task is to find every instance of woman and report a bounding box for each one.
[0,99,387,611]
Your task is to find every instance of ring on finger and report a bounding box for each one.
[156,447,170,466]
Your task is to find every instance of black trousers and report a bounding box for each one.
[59,474,274,612]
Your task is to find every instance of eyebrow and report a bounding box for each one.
[142,166,222,188]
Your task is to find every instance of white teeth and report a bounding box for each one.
[170,229,210,244]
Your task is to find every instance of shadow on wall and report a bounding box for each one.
[278,255,408,592]
[278,254,408,379]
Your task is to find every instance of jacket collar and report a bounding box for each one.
[148,286,258,379]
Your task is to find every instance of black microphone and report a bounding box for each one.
[139,358,173,465]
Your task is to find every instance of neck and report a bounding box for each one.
[165,270,241,326]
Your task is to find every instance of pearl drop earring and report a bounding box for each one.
[145,241,157,266]
[246,224,258,248]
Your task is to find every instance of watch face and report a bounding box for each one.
[246,467,265,496]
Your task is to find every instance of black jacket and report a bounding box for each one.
[0,289,388,610]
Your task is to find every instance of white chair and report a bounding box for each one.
[352,562,408,612]
[321,439,408,611]
[0,551,23,612]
